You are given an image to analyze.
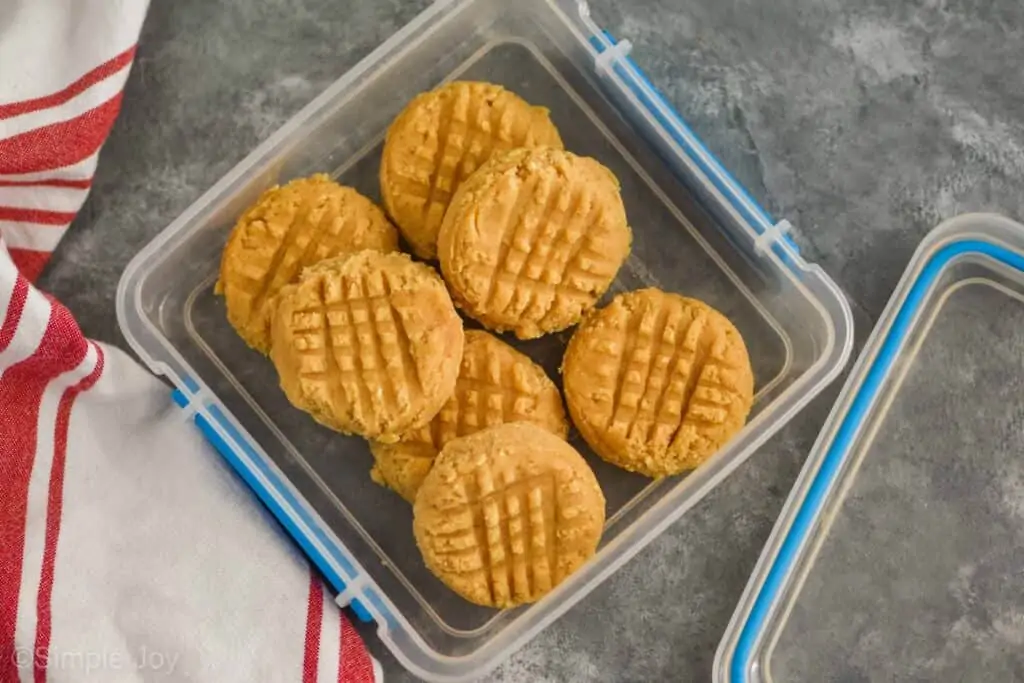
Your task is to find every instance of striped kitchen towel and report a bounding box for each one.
[1,0,146,280]
[1,1,381,681]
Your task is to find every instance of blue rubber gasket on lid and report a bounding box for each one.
[729,238,1024,682]
[171,389,375,624]
[589,31,801,266]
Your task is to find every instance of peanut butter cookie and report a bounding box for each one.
[380,81,563,260]
[438,147,631,339]
[217,174,398,353]
[270,250,463,440]
[562,288,754,477]
[413,423,605,608]
[370,329,568,502]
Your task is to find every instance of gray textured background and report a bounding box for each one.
[37,0,1024,680]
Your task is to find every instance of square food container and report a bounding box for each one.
[116,0,853,680]
[715,214,1024,682]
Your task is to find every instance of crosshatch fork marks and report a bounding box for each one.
[414,423,606,608]
[430,470,586,602]
[291,272,427,424]
[564,288,755,477]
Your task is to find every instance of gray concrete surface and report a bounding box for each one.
[37,0,1024,680]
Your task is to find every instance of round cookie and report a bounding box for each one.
[438,147,631,339]
[413,423,605,608]
[217,174,398,353]
[270,250,464,441]
[380,81,563,260]
[562,288,754,478]
[370,329,568,502]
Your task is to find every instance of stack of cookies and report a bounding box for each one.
[215,80,755,610]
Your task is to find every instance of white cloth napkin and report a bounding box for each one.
[0,1,381,681]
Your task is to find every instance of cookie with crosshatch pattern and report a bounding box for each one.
[369,329,568,502]
[216,174,399,353]
[379,81,563,260]
[562,288,754,478]
[413,423,605,608]
[437,147,631,339]
[269,250,464,440]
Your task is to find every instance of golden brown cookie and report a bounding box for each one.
[413,423,605,608]
[380,81,563,260]
[438,147,631,339]
[562,288,754,478]
[370,329,568,502]
[217,174,399,353]
[270,250,464,440]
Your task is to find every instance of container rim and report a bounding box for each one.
[714,212,1024,683]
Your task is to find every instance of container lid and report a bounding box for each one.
[716,213,1024,682]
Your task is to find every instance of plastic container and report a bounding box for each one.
[116,0,853,680]
[715,213,1024,682]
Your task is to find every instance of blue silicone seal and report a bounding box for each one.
[727,235,1024,681]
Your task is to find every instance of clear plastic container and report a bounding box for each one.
[116,0,853,680]
[715,213,1024,683]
